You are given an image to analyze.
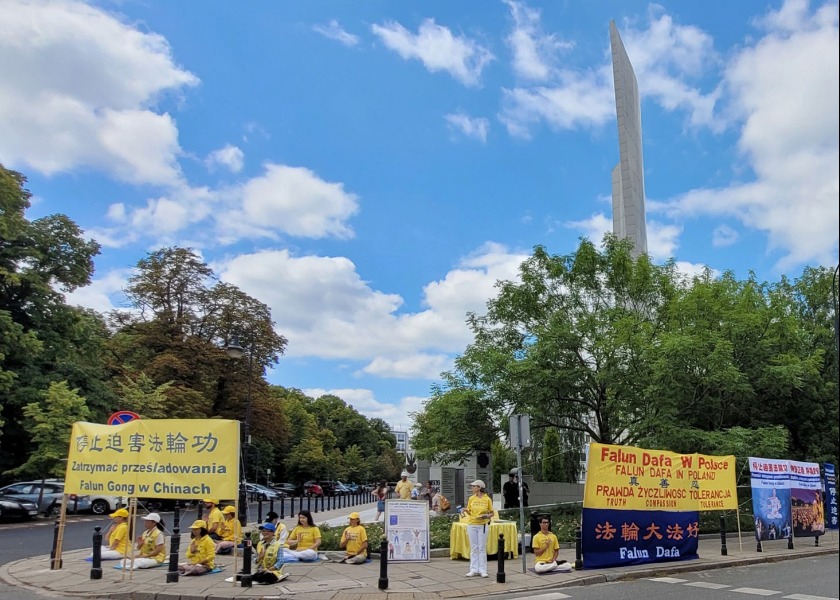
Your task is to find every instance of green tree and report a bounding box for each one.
[541,428,562,481]
[7,381,90,478]
[114,373,172,418]
[0,165,110,474]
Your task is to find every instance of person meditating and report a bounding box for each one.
[532,517,572,573]
[178,520,215,575]
[339,512,368,564]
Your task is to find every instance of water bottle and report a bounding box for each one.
[456,505,463,514]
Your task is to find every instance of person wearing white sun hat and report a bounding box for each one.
[121,513,167,569]
[463,480,493,578]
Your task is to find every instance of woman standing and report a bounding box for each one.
[122,513,166,569]
[285,510,322,561]
[463,480,493,578]
[373,481,388,522]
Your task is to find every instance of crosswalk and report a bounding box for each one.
[505,577,839,600]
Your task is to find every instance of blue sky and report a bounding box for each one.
[2,0,838,429]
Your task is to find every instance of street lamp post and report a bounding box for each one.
[225,335,254,528]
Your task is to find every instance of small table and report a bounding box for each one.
[449,521,519,559]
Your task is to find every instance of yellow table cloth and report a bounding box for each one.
[449,521,518,559]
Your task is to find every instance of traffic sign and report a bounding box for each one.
[108,410,141,425]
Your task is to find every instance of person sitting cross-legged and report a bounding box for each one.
[214,506,241,555]
[178,520,215,576]
[338,512,368,564]
[253,523,289,585]
[532,518,572,574]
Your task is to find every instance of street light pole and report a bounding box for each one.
[226,335,254,528]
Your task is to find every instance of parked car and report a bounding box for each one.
[269,482,297,496]
[0,481,90,516]
[333,481,352,495]
[44,479,124,516]
[299,481,324,497]
[244,483,279,501]
[343,482,360,493]
[0,495,39,520]
[316,481,344,496]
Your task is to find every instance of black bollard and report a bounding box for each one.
[815,535,819,547]
[307,495,312,513]
[197,501,204,521]
[757,538,763,552]
[50,520,63,569]
[496,533,506,583]
[378,538,389,590]
[719,515,727,556]
[787,531,794,550]
[166,523,181,583]
[574,525,583,570]
[237,538,253,587]
[257,497,263,523]
[90,526,103,580]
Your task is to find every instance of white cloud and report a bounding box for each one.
[372,18,494,86]
[445,112,489,142]
[499,68,616,137]
[504,0,573,82]
[0,0,198,185]
[205,144,244,173]
[313,19,360,47]
[64,268,131,314]
[236,164,359,240]
[712,224,739,247]
[359,354,453,380]
[662,0,839,270]
[646,220,683,262]
[303,388,426,428]
[564,212,612,244]
[217,243,527,366]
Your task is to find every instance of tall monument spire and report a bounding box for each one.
[610,21,648,258]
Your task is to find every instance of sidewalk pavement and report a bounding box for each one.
[1,525,836,600]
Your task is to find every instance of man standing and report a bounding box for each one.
[532,518,571,573]
[395,471,413,500]
[503,472,519,508]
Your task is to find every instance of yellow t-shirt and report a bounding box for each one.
[532,531,559,563]
[395,479,413,499]
[289,525,321,551]
[342,524,368,556]
[109,521,129,555]
[464,494,494,525]
[186,534,215,569]
[206,507,223,534]
[219,517,241,543]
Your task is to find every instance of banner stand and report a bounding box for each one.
[736,508,743,553]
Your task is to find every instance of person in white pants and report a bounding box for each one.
[463,480,494,578]
[532,517,572,573]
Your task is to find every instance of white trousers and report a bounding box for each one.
[534,560,572,573]
[119,557,162,569]
[467,524,488,575]
[284,548,318,561]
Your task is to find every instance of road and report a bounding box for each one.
[494,555,838,600]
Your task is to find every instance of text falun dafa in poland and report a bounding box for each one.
[584,442,738,512]
[63,419,239,500]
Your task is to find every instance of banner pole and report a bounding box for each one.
[736,508,743,553]
[232,498,239,587]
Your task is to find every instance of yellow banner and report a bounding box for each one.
[63,419,239,500]
[583,443,737,511]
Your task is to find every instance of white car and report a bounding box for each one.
[43,480,124,515]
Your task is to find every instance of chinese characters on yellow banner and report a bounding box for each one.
[63,419,239,500]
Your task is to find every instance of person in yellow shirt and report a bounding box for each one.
[339,512,368,564]
[203,499,223,540]
[97,508,132,560]
[120,512,166,569]
[285,510,321,561]
[532,517,571,573]
[214,505,241,554]
[463,480,493,578]
[178,520,215,575]
[395,471,413,500]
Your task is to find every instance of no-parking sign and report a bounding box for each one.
[107,410,140,425]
